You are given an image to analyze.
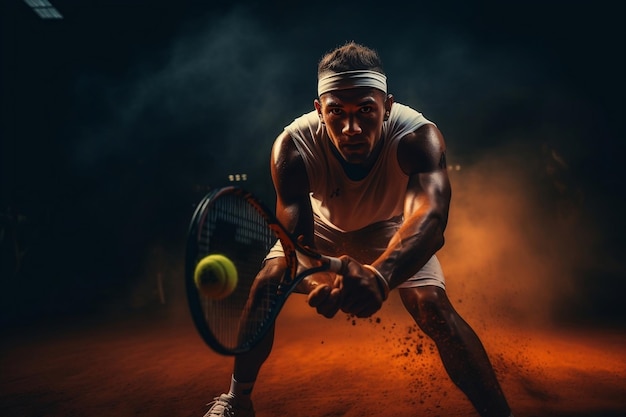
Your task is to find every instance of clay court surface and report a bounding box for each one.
[1,293,625,417]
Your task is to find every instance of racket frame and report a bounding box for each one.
[186,186,342,355]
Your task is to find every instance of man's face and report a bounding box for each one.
[315,87,392,166]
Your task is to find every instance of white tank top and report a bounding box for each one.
[284,103,434,232]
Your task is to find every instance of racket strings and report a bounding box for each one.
[197,193,279,351]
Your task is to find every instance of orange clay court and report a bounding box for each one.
[1,295,625,417]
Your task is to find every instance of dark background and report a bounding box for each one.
[1,0,624,328]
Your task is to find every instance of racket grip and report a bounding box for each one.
[326,256,344,273]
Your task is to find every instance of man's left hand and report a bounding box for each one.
[336,255,385,318]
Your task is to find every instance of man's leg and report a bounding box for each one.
[399,286,512,417]
[204,259,285,417]
[232,323,275,392]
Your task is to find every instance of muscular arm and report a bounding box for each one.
[371,123,451,289]
[271,131,349,314]
[270,131,313,242]
[271,131,342,305]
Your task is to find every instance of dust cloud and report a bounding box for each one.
[440,141,597,330]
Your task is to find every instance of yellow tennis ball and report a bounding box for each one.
[194,254,238,299]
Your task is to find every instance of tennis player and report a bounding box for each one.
[204,41,513,417]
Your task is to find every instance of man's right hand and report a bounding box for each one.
[307,278,342,318]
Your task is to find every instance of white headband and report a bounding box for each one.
[317,70,387,96]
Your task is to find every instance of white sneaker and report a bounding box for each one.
[203,394,255,417]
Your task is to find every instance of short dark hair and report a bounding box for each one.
[317,41,385,78]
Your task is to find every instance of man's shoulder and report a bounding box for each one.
[397,123,445,174]
[398,123,440,146]
[285,110,319,131]
[280,111,319,151]
[390,102,434,123]
[385,103,435,143]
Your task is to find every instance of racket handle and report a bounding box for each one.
[325,256,344,273]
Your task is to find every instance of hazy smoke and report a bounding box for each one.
[439,140,597,329]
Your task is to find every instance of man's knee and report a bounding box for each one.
[400,286,458,336]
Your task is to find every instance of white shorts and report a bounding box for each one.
[266,216,445,290]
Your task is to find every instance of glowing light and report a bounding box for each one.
[228,173,248,182]
[23,0,63,19]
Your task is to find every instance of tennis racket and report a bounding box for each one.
[186,186,344,355]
